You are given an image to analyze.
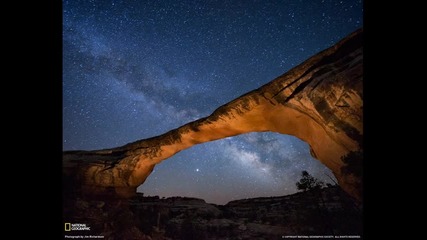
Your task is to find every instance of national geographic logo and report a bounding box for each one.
[64,223,91,231]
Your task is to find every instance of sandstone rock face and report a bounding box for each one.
[63,29,363,201]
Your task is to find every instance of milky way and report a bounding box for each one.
[63,0,363,204]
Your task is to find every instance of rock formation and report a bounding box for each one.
[63,29,363,201]
[64,186,362,239]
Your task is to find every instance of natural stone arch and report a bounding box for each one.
[63,29,363,201]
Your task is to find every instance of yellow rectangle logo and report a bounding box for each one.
[65,223,71,231]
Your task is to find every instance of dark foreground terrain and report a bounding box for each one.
[63,186,362,239]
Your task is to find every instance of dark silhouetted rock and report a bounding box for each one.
[63,186,362,239]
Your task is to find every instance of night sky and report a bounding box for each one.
[63,0,363,204]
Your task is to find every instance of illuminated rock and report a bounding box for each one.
[63,29,363,201]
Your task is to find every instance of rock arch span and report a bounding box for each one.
[63,29,363,201]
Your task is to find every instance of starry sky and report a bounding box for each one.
[63,0,363,205]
